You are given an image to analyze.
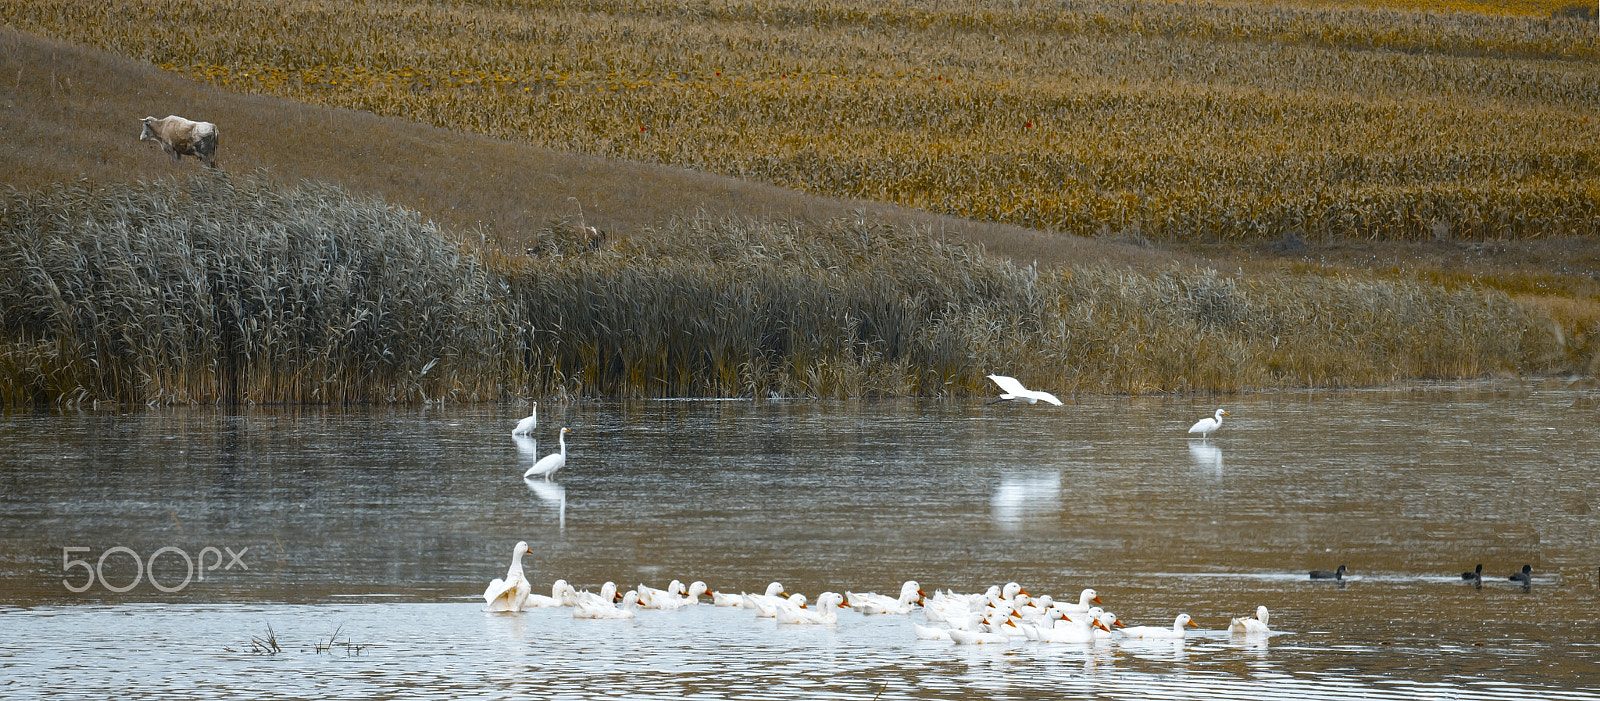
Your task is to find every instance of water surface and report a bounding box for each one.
[2,382,1598,696]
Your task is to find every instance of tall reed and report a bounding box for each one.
[0,174,1569,406]
[0,172,522,406]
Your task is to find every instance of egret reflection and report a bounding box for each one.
[1188,441,1223,473]
[524,477,566,531]
[990,473,1062,530]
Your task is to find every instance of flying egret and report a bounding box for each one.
[1187,409,1230,439]
[512,402,538,437]
[986,374,1063,406]
[523,428,569,479]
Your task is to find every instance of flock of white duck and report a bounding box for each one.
[483,543,1277,644]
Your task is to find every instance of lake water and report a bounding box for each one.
[2,382,1599,697]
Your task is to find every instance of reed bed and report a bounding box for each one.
[0,174,1565,405]
[4,0,1598,246]
[0,172,523,406]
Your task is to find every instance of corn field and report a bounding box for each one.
[4,0,1598,244]
[0,174,1564,406]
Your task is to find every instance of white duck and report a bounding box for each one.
[523,578,576,608]
[913,623,954,641]
[847,580,925,615]
[922,589,982,622]
[523,427,569,479]
[741,582,790,613]
[1228,605,1272,635]
[637,579,686,608]
[714,581,780,607]
[1093,610,1124,639]
[1037,607,1110,644]
[482,541,533,612]
[512,403,538,437]
[753,593,807,618]
[1053,588,1103,617]
[574,581,620,608]
[1121,613,1199,639]
[949,614,1017,644]
[654,581,709,610]
[574,590,641,619]
[777,592,846,625]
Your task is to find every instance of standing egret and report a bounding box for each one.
[523,428,569,479]
[1188,409,1230,439]
[986,374,1063,406]
[512,402,538,437]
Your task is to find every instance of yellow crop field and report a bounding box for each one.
[4,0,1598,245]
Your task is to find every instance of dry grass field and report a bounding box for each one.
[1,1,1597,403]
[5,0,1598,245]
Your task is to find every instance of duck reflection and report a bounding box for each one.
[991,473,1062,530]
[1188,441,1223,473]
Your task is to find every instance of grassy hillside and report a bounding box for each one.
[0,3,1596,403]
[4,0,1598,246]
[1,173,1566,406]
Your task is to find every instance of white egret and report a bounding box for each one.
[523,427,569,479]
[1187,408,1230,439]
[482,541,533,612]
[512,402,538,437]
[986,374,1063,406]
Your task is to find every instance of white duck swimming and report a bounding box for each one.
[523,578,576,608]
[753,592,807,618]
[713,581,779,607]
[778,592,846,625]
[574,581,621,608]
[1036,607,1110,644]
[1229,605,1272,635]
[847,580,925,615]
[654,581,709,610]
[574,590,641,619]
[482,541,533,612]
[1053,588,1103,617]
[1121,613,1199,639]
[1093,610,1124,639]
[637,580,686,608]
[741,582,790,613]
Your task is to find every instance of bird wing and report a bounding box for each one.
[483,577,512,606]
[1188,419,1214,433]
[987,374,1028,396]
[1032,391,1064,406]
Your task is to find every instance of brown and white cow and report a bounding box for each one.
[138,115,219,168]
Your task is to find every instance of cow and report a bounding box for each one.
[138,115,219,168]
